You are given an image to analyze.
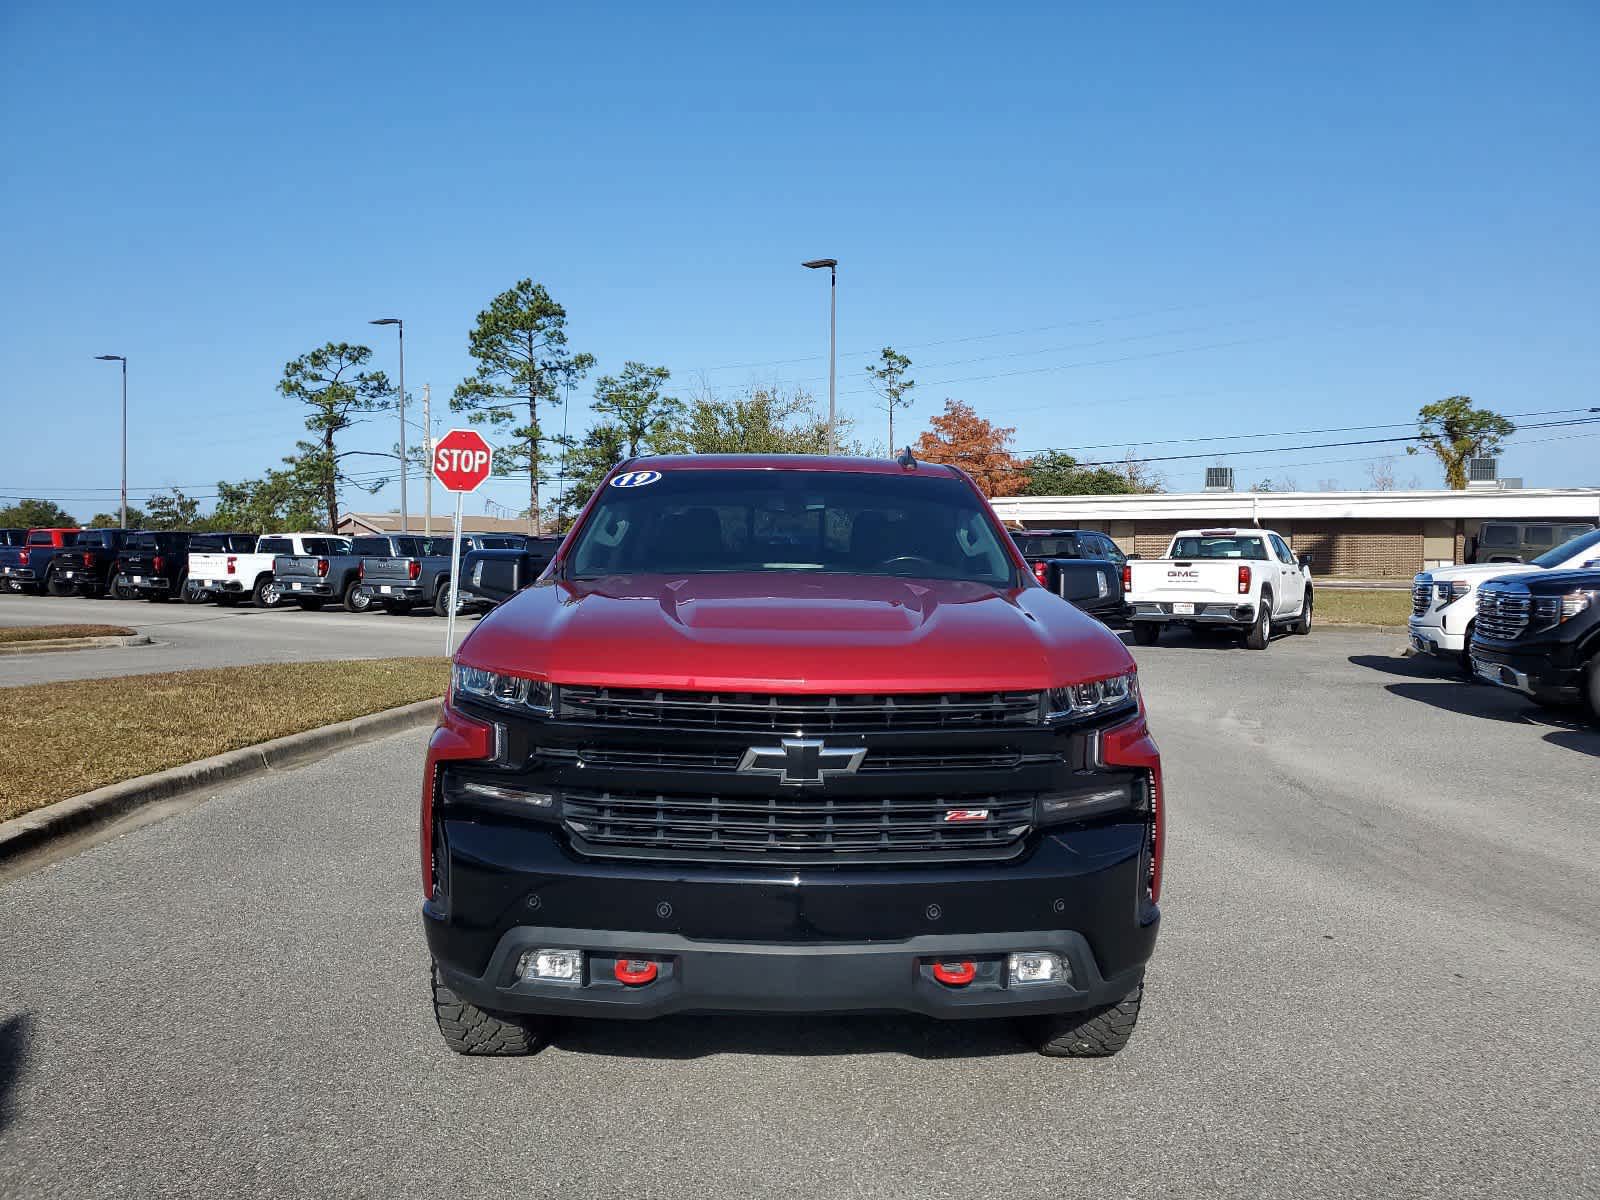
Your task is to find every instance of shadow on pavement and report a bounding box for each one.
[1349,654,1600,752]
[0,1012,33,1133]
[553,1012,1030,1060]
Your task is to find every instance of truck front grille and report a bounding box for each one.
[1475,586,1531,641]
[562,787,1034,864]
[557,686,1044,732]
[1412,577,1433,617]
[557,747,1038,774]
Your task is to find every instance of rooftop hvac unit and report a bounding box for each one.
[1203,466,1234,492]
[1466,457,1500,489]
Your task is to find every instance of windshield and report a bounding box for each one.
[1532,527,1600,569]
[1013,533,1082,558]
[1169,536,1269,560]
[567,469,1016,584]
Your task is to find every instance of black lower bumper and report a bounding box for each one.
[425,821,1158,1020]
[281,582,336,599]
[1471,642,1585,702]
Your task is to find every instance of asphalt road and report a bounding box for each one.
[0,593,468,685]
[2,627,1597,1198]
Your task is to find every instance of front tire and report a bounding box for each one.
[252,577,281,609]
[1293,589,1312,634]
[1245,593,1273,649]
[1131,622,1161,646]
[1021,980,1144,1058]
[431,963,550,1056]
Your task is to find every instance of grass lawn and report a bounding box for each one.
[0,658,447,823]
[1315,588,1412,627]
[0,624,136,644]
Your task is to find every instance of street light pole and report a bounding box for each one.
[94,355,128,527]
[370,318,406,531]
[802,258,838,454]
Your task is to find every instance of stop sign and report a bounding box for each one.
[432,429,494,493]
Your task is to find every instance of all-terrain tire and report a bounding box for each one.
[1293,588,1312,634]
[431,963,550,1056]
[433,580,458,618]
[1245,593,1273,650]
[343,579,371,613]
[1023,981,1144,1058]
[1131,622,1161,647]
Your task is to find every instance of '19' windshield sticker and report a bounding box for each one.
[610,470,662,488]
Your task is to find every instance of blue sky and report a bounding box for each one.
[2,0,1596,522]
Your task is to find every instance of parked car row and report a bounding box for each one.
[0,525,566,616]
[1410,526,1600,721]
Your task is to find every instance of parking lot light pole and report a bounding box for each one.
[94,355,128,528]
[370,318,406,532]
[802,259,838,454]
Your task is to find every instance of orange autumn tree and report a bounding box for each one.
[912,399,1030,496]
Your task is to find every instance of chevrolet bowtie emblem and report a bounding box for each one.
[737,738,866,787]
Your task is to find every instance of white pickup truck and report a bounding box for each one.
[188,532,351,608]
[1125,527,1313,649]
[1409,526,1600,672]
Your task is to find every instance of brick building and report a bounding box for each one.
[989,488,1600,579]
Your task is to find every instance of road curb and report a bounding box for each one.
[0,634,151,656]
[0,697,441,865]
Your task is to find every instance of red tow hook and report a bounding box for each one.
[932,961,977,987]
[614,958,659,986]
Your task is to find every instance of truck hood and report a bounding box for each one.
[1424,563,1545,584]
[458,572,1133,692]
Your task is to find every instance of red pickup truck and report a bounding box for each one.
[422,455,1163,1059]
[0,528,83,594]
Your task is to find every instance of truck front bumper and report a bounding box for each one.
[1407,616,1465,658]
[1470,643,1585,704]
[425,823,1158,1020]
[1129,600,1255,627]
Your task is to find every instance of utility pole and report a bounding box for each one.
[802,259,838,454]
[93,355,128,526]
[422,383,433,536]
[370,318,406,531]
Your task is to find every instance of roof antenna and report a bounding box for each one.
[896,445,917,469]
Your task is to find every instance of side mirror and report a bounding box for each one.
[1297,554,1312,570]
[1584,559,1600,569]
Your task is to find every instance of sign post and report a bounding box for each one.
[430,429,495,654]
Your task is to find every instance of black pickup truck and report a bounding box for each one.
[360,534,526,615]
[1472,568,1600,719]
[1011,529,1128,623]
[48,529,139,597]
[114,531,255,602]
[458,535,562,610]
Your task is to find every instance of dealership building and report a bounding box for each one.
[989,486,1600,578]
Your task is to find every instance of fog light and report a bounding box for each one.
[931,960,977,986]
[518,948,581,982]
[1038,785,1130,821]
[614,958,659,986]
[460,780,555,808]
[1008,951,1068,985]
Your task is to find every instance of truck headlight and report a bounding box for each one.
[452,664,554,715]
[1045,670,1139,720]
[1435,581,1470,604]
[1559,590,1594,623]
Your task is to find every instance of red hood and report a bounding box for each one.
[457,572,1134,692]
